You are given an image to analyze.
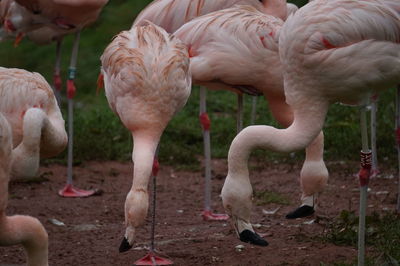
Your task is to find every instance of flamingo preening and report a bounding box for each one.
[221,0,400,263]
[134,0,315,220]
[0,0,109,196]
[100,22,191,252]
[0,112,49,266]
[0,67,67,179]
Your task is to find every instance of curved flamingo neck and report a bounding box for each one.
[0,215,48,266]
[228,102,328,175]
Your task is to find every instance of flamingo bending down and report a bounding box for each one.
[0,113,49,266]
[100,23,191,251]
[0,67,68,178]
[134,0,316,220]
[174,5,327,223]
[221,0,400,247]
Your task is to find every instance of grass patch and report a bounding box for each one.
[322,210,400,265]
[253,189,291,206]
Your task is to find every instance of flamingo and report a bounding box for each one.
[2,0,108,196]
[0,0,53,44]
[221,0,400,261]
[100,22,191,252]
[174,4,327,229]
[0,113,49,266]
[0,67,67,179]
[133,0,313,220]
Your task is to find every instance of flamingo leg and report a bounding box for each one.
[370,96,379,177]
[250,96,258,125]
[53,38,63,106]
[199,87,228,221]
[133,152,173,265]
[59,30,95,198]
[358,106,372,266]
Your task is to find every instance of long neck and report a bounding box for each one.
[228,101,329,175]
[21,108,47,152]
[263,0,287,21]
[0,215,48,266]
[131,131,160,191]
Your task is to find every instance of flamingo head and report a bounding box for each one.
[119,189,149,252]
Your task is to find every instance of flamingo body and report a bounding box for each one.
[133,0,291,33]
[101,23,191,250]
[222,0,400,245]
[0,67,67,178]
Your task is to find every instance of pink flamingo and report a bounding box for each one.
[100,22,191,252]
[0,113,49,266]
[221,0,400,262]
[174,4,327,228]
[0,67,67,179]
[133,0,311,220]
[3,0,108,196]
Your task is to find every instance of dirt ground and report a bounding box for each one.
[0,158,398,266]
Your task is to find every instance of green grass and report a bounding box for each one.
[254,189,291,206]
[322,210,400,265]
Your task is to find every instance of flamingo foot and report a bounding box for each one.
[58,184,96,198]
[285,205,315,219]
[201,210,229,221]
[239,230,269,246]
[134,252,173,265]
[119,237,133,253]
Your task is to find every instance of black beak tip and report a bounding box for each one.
[119,237,133,253]
[239,229,269,247]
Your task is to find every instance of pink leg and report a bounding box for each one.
[199,87,228,221]
[59,30,95,198]
[132,157,173,265]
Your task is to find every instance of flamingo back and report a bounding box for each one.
[175,5,283,94]
[14,0,109,28]
[280,0,400,106]
[101,23,191,133]
[0,67,59,147]
[133,0,268,33]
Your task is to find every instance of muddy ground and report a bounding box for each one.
[0,158,398,265]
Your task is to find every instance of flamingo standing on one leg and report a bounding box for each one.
[133,0,314,220]
[100,22,191,252]
[174,5,327,243]
[221,0,400,262]
[0,67,67,179]
[0,113,49,266]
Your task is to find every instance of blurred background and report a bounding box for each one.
[0,0,396,170]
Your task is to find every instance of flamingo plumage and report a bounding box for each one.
[0,67,67,178]
[0,113,49,266]
[100,23,191,251]
[134,0,320,220]
[174,5,327,244]
[133,0,290,33]
[221,0,400,247]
